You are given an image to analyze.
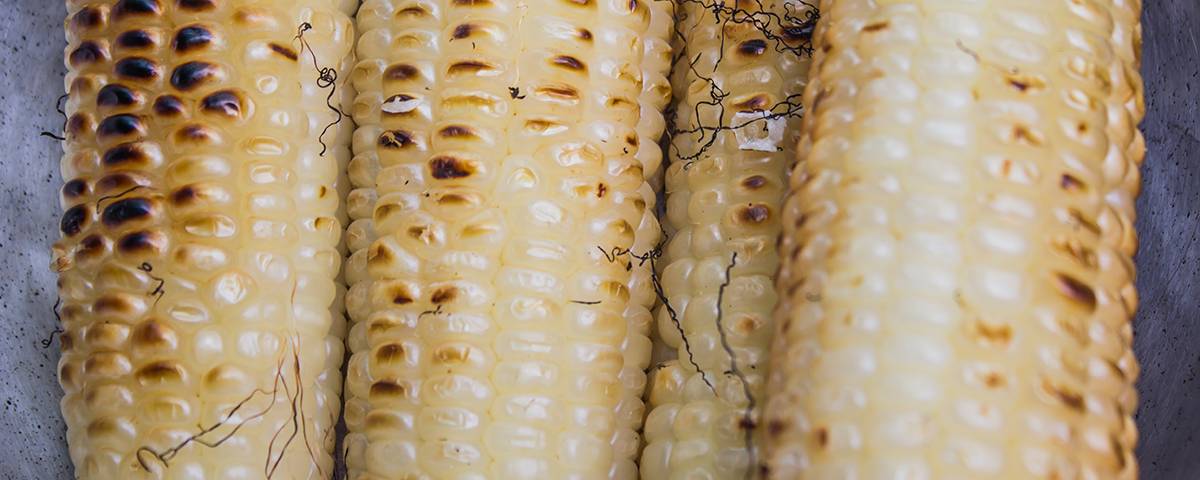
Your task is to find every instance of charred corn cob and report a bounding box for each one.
[762,0,1144,478]
[51,1,353,478]
[640,1,815,478]
[342,0,668,477]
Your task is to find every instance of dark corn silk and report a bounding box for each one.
[50,0,354,478]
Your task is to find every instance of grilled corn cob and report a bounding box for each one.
[342,0,668,477]
[639,2,815,478]
[762,0,1144,478]
[51,1,353,478]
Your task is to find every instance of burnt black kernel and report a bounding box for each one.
[173,25,213,53]
[97,84,141,109]
[200,90,242,118]
[153,95,186,117]
[430,156,473,179]
[79,235,106,254]
[113,0,161,17]
[102,143,149,166]
[171,185,197,205]
[551,55,586,71]
[115,57,161,80]
[118,230,159,253]
[170,61,220,91]
[738,39,767,56]
[97,114,145,138]
[71,7,105,30]
[61,205,90,236]
[378,130,414,149]
[102,198,154,227]
[177,0,216,10]
[452,24,473,39]
[385,64,420,80]
[69,41,108,66]
[116,30,157,49]
[268,43,298,61]
[62,179,89,199]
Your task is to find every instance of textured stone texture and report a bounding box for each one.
[0,1,1195,479]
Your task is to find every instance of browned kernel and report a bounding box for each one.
[101,197,154,227]
[113,0,161,18]
[431,287,457,304]
[200,90,244,118]
[177,0,217,11]
[374,343,406,363]
[153,95,186,117]
[738,204,771,224]
[115,57,161,81]
[430,156,474,179]
[97,84,142,109]
[69,41,109,67]
[452,24,474,39]
[862,21,889,32]
[97,114,145,140]
[117,230,166,255]
[448,60,497,75]
[385,64,420,80]
[1054,272,1097,310]
[268,43,298,61]
[170,61,222,91]
[550,55,586,72]
[115,30,159,50]
[738,39,767,56]
[61,205,91,236]
[378,130,415,149]
[742,175,768,190]
[173,25,214,53]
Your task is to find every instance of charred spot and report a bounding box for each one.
[815,427,829,448]
[103,143,152,167]
[115,29,158,50]
[378,130,414,149]
[78,234,107,257]
[767,419,787,437]
[133,320,176,349]
[738,417,756,430]
[117,230,163,255]
[536,85,579,101]
[969,320,1013,346]
[97,114,145,139]
[782,23,814,42]
[96,84,142,109]
[738,204,771,224]
[69,41,108,67]
[430,156,473,179]
[62,179,89,200]
[268,43,298,61]
[172,25,214,53]
[137,361,184,385]
[374,343,406,363]
[176,121,217,145]
[1054,273,1097,310]
[862,21,890,32]
[115,57,161,81]
[200,90,243,118]
[397,6,428,16]
[734,94,771,111]
[95,173,141,192]
[577,29,593,41]
[170,61,221,91]
[742,175,768,190]
[391,287,413,305]
[448,60,496,75]
[596,183,607,198]
[102,198,154,227]
[177,0,217,11]
[66,114,95,138]
[70,6,106,30]
[1010,123,1044,146]
[1006,74,1045,93]
[625,135,638,147]
[385,64,420,81]
[1060,174,1086,192]
[153,95,186,117]
[431,287,458,304]
[452,23,474,39]
[170,185,198,206]
[550,55,586,72]
[1043,379,1085,412]
[1051,237,1098,269]
[738,39,767,56]
[370,381,407,398]
[113,0,161,18]
[438,125,474,138]
[61,205,90,236]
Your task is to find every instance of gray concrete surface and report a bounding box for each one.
[0,1,1196,479]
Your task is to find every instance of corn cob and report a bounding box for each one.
[639,1,816,478]
[761,0,1144,478]
[342,0,667,477]
[50,1,353,478]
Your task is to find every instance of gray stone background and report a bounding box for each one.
[0,1,1195,478]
